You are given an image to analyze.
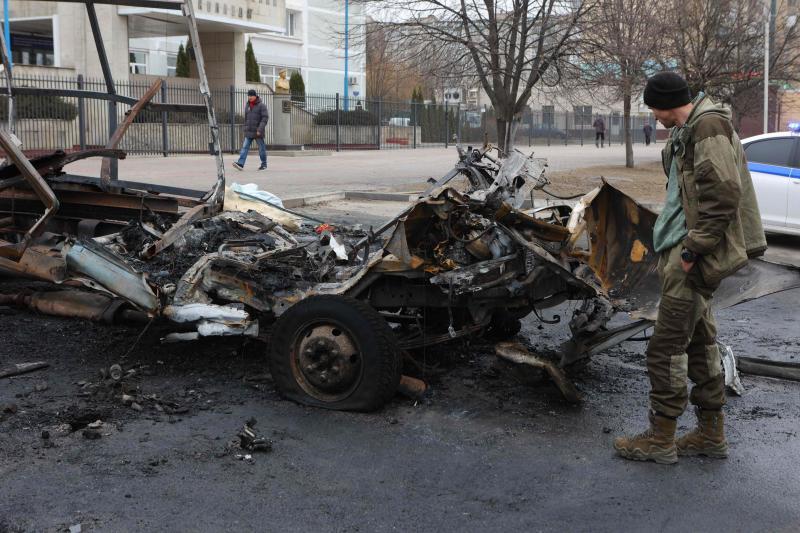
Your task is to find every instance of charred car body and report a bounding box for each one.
[2,2,800,411]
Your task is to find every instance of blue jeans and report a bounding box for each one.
[237,136,267,167]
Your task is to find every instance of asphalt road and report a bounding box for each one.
[1,200,799,532]
[62,144,663,199]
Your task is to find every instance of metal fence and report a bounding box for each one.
[0,74,656,156]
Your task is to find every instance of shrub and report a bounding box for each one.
[176,43,190,78]
[289,71,305,103]
[313,108,378,126]
[0,94,79,120]
[245,40,260,84]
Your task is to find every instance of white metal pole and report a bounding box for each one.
[764,0,770,134]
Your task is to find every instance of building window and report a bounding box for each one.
[215,2,219,13]
[9,19,56,67]
[573,105,592,127]
[542,105,554,128]
[129,50,148,74]
[272,0,276,6]
[238,7,243,17]
[223,4,227,14]
[287,12,295,36]
[166,53,178,77]
[246,8,252,19]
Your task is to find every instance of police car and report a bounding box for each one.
[741,122,800,236]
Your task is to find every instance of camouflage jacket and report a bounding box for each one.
[661,95,767,287]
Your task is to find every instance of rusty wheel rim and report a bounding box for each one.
[289,321,363,402]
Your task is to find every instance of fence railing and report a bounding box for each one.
[0,74,656,156]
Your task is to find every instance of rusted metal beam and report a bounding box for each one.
[50,174,206,199]
[142,203,207,258]
[0,149,127,187]
[100,79,162,188]
[182,0,226,211]
[0,189,179,219]
[0,131,59,260]
[0,25,15,133]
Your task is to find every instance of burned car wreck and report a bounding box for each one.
[3,1,800,412]
[4,141,800,411]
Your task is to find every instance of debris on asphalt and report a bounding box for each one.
[1,402,18,414]
[495,342,582,404]
[69,524,82,533]
[720,343,745,395]
[737,356,800,382]
[66,410,106,432]
[0,361,50,379]
[82,428,102,440]
[108,364,123,381]
[237,418,273,453]
[397,375,428,400]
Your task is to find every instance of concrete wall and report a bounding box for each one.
[193,32,247,88]
[305,125,420,146]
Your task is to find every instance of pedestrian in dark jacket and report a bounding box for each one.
[233,89,269,171]
[643,122,653,145]
[592,115,605,148]
[614,72,766,465]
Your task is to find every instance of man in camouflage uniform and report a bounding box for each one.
[614,72,767,464]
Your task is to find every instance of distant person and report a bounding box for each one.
[592,115,605,148]
[233,89,269,171]
[643,122,653,145]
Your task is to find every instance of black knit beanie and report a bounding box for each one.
[643,72,691,110]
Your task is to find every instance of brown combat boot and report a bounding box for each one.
[676,408,728,458]
[614,411,678,465]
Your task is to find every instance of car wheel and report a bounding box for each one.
[269,295,401,411]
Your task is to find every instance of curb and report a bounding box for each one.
[282,190,666,213]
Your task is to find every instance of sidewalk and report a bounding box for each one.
[63,144,663,199]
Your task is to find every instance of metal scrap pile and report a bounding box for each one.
[3,133,800,413]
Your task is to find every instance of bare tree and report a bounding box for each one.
[358,1,592,152]
[576,0,665,168]
[665,0,800,130]
[366,20,427,100]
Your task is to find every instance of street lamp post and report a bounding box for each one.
[3,0,11,70]
[764,0,770,133]
[763,0,777,134]
[343,0,349,112]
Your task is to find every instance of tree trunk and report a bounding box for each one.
[623,82,634,168]
[496,112,520,154]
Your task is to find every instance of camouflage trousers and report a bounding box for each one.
[646,244,726,418]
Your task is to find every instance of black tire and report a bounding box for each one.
[485,310,522,341]
[269,295,402,412]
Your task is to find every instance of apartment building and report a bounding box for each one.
[3,0,365,96]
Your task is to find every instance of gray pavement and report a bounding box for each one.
[63,144,663,199]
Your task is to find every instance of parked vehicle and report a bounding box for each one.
[741,123,800,236]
